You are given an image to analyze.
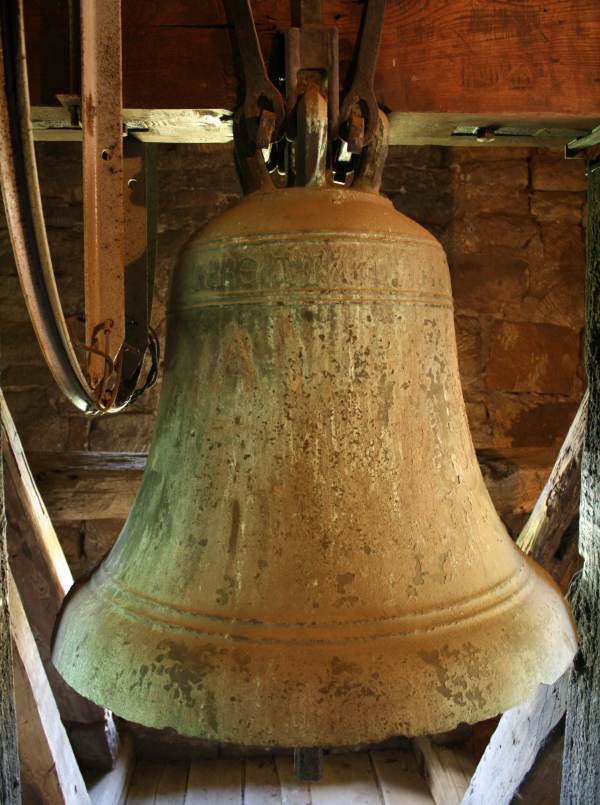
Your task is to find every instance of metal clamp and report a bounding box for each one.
[338,0,386,153]
[225,0,285,150]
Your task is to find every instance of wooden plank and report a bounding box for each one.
[310,753,382,805]
[244,758,282,805]
[28,107,596,146]
[0,423,20,805]
[154,762,189,804]
[274,755,313,805]
[461,674,568,805]
[517,392,587,567]
[28,447,559,523]
[185,757,243,804]
[22,2,600,120]
[561,136,600,805]
[9,571,90,805]
[1,390,118,767]
[125,761,163,804]
[412,738,474,805]
[87,734,135,805]
[371,751,433,804]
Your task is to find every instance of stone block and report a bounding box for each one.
[486,321,579,395]
[488,395,580,448]
[449,248,530,317]
[465,401,493,448]
[2,388,70,452]
[55,522,86,578]
[531,154,587,192]
[387,145,452,170]
[88,412,157,452]
[452,160,529,218]
[446,213,538,255]
[84,520,123,567]
[452,147,533,164]
[530,191,585,223]
[455,316,483,390]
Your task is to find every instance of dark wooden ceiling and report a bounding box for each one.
[24,0,600,120]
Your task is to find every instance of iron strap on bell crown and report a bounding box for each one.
[52,0,577,781]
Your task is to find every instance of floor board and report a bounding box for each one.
[121,750,434,804]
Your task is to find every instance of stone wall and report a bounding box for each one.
[0,143,587,573]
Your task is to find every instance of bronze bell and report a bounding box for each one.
[53,180,577,747]
[52,1,576,748]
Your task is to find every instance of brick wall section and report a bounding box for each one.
[0,143,586,573]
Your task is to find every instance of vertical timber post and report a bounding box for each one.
[0,419,20,804]
[561,165,600,803]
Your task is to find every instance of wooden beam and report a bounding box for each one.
[10,571,90,805]
[1,390,118,769]
[462,673,568,805]
[413,737,475,805]
[86,734,134,805]
[22,1,600,122]
[517,391,586,574]
[0,420,20,804]
[29,106,597,146]
[561,147,600,804]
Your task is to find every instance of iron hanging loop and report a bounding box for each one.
[339,0,386,154]
[225,0,285,150]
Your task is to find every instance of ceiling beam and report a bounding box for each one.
[24,1,600,123]
[30,106,598,148]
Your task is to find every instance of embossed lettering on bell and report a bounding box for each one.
[53,186,577,746]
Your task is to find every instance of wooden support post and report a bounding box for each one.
[517,391,587,579]
[462,673,568,805]
[1,390,118,769]
[561,165,600,803]
[451,391,587,803]
[0,418,20,804]
[414,737,475,805]
[10,570,90,804]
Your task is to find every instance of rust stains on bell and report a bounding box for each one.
[53,0,576,750]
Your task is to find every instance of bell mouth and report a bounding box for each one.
[53,556,576,748]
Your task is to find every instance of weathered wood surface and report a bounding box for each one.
[28,447,559,524]
[1,390,118,767]
[517,391,586,572]
[0,424,20,804]
[29,106,597,146]
[561,155,600,803]
[87,734,135,805]
[121,751,436,803]
[413,738,475,805]
[24,1,600,121]
[10,571,91,805]
[461,673,568,805]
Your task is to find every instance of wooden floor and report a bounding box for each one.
[90,748,436,804]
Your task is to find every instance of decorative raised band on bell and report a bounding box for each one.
[53,187,577,748]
